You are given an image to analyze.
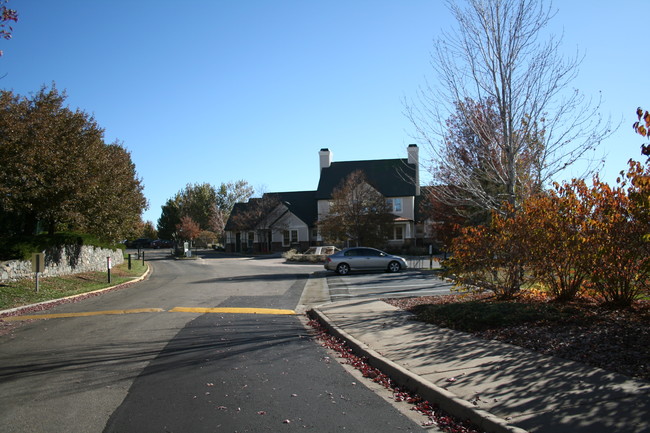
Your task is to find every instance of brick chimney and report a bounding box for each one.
[407,144,420,196]
[319,148,332,172]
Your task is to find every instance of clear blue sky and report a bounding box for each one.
[1,0,646,225]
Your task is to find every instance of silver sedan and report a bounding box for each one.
[324,247,408,275]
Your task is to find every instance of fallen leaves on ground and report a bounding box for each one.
[385,293,650,382]
[308,319,485,433]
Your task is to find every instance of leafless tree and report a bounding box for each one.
[405,0,611,214]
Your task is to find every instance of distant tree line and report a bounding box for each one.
[157,180,254,244]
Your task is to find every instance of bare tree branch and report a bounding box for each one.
[405,0,612,216]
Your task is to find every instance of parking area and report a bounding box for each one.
[325,270,455,301]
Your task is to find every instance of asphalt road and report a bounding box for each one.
[0,251,431,432]
[325,270,456,301]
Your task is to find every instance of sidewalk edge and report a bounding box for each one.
[308,307,529,433]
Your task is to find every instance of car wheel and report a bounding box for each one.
[336,263,350,275]
[388,261,401,273]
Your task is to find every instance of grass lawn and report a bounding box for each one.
[0,257,148,311]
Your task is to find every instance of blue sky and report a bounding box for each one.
[1,1,646,225]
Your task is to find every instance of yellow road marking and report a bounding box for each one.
[169,307,296,315]
[1,307,297,321]
[2,308,164,321]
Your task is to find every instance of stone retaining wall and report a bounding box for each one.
[0,245,125,282]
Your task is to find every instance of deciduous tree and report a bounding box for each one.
[78,142,148,241]
[180,183,219,231]
[445,205,529,299]
[157,181,253,242]
[587,166,650,306]
[406,0,610,214]
[0,85,147,241]
[523,181,593,301]
[176,216,200,243]
[418,186,468,251]
[0,0,17,57]
[228,195,282,233]
[318,170,394,247]
[216,180,254,221]
[142,220,158,240]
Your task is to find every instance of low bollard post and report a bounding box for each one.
[142,251,145,265]
[128,253,132,270]
[107,257,112,284]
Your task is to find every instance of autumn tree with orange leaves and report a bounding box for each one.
[176,216,200,243]
[632,107,650,197]
[445,204,529,299]
[446,108,650,305]
[586,169,650,306]
[0,0,17,57]
[522,181,594,301]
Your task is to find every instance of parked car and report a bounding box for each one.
[303,246,340,255]
[127,238,152,249]
[324,247,408,275]
[151,239,172,249]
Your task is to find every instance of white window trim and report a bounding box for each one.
[387,198,403,214]
[393,225,404,241]
[283,229,299,246]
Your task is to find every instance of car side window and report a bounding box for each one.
[365,249,380,256]
[344,250,356,257]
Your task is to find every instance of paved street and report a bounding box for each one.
[0,251,432,433]
[325,270,456,301]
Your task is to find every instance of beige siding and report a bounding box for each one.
[271,212,309,246]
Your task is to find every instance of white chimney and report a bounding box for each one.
[319,148,332,172]
[407,144,420,196]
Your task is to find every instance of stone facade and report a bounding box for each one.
[0,245,124,282]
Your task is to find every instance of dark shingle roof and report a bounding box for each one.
[316,158,416,199]
[223,199,261,231]
[265,190,318,226]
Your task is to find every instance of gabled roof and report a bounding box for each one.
[223,199,262,231]
[316,158,416,200]
[265,190,317,226]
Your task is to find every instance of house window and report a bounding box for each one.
[247,232,254,248]
[283,230,298,246]
[394,226,404,241]
[387,198,403,213]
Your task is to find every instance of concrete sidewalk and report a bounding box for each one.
[309,299,650,433]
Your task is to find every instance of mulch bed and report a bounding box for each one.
[385,293,650,382]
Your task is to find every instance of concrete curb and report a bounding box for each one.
[0,263,152,318]
[308,307,529,433]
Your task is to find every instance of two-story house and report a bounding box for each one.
[224,145,422,253]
